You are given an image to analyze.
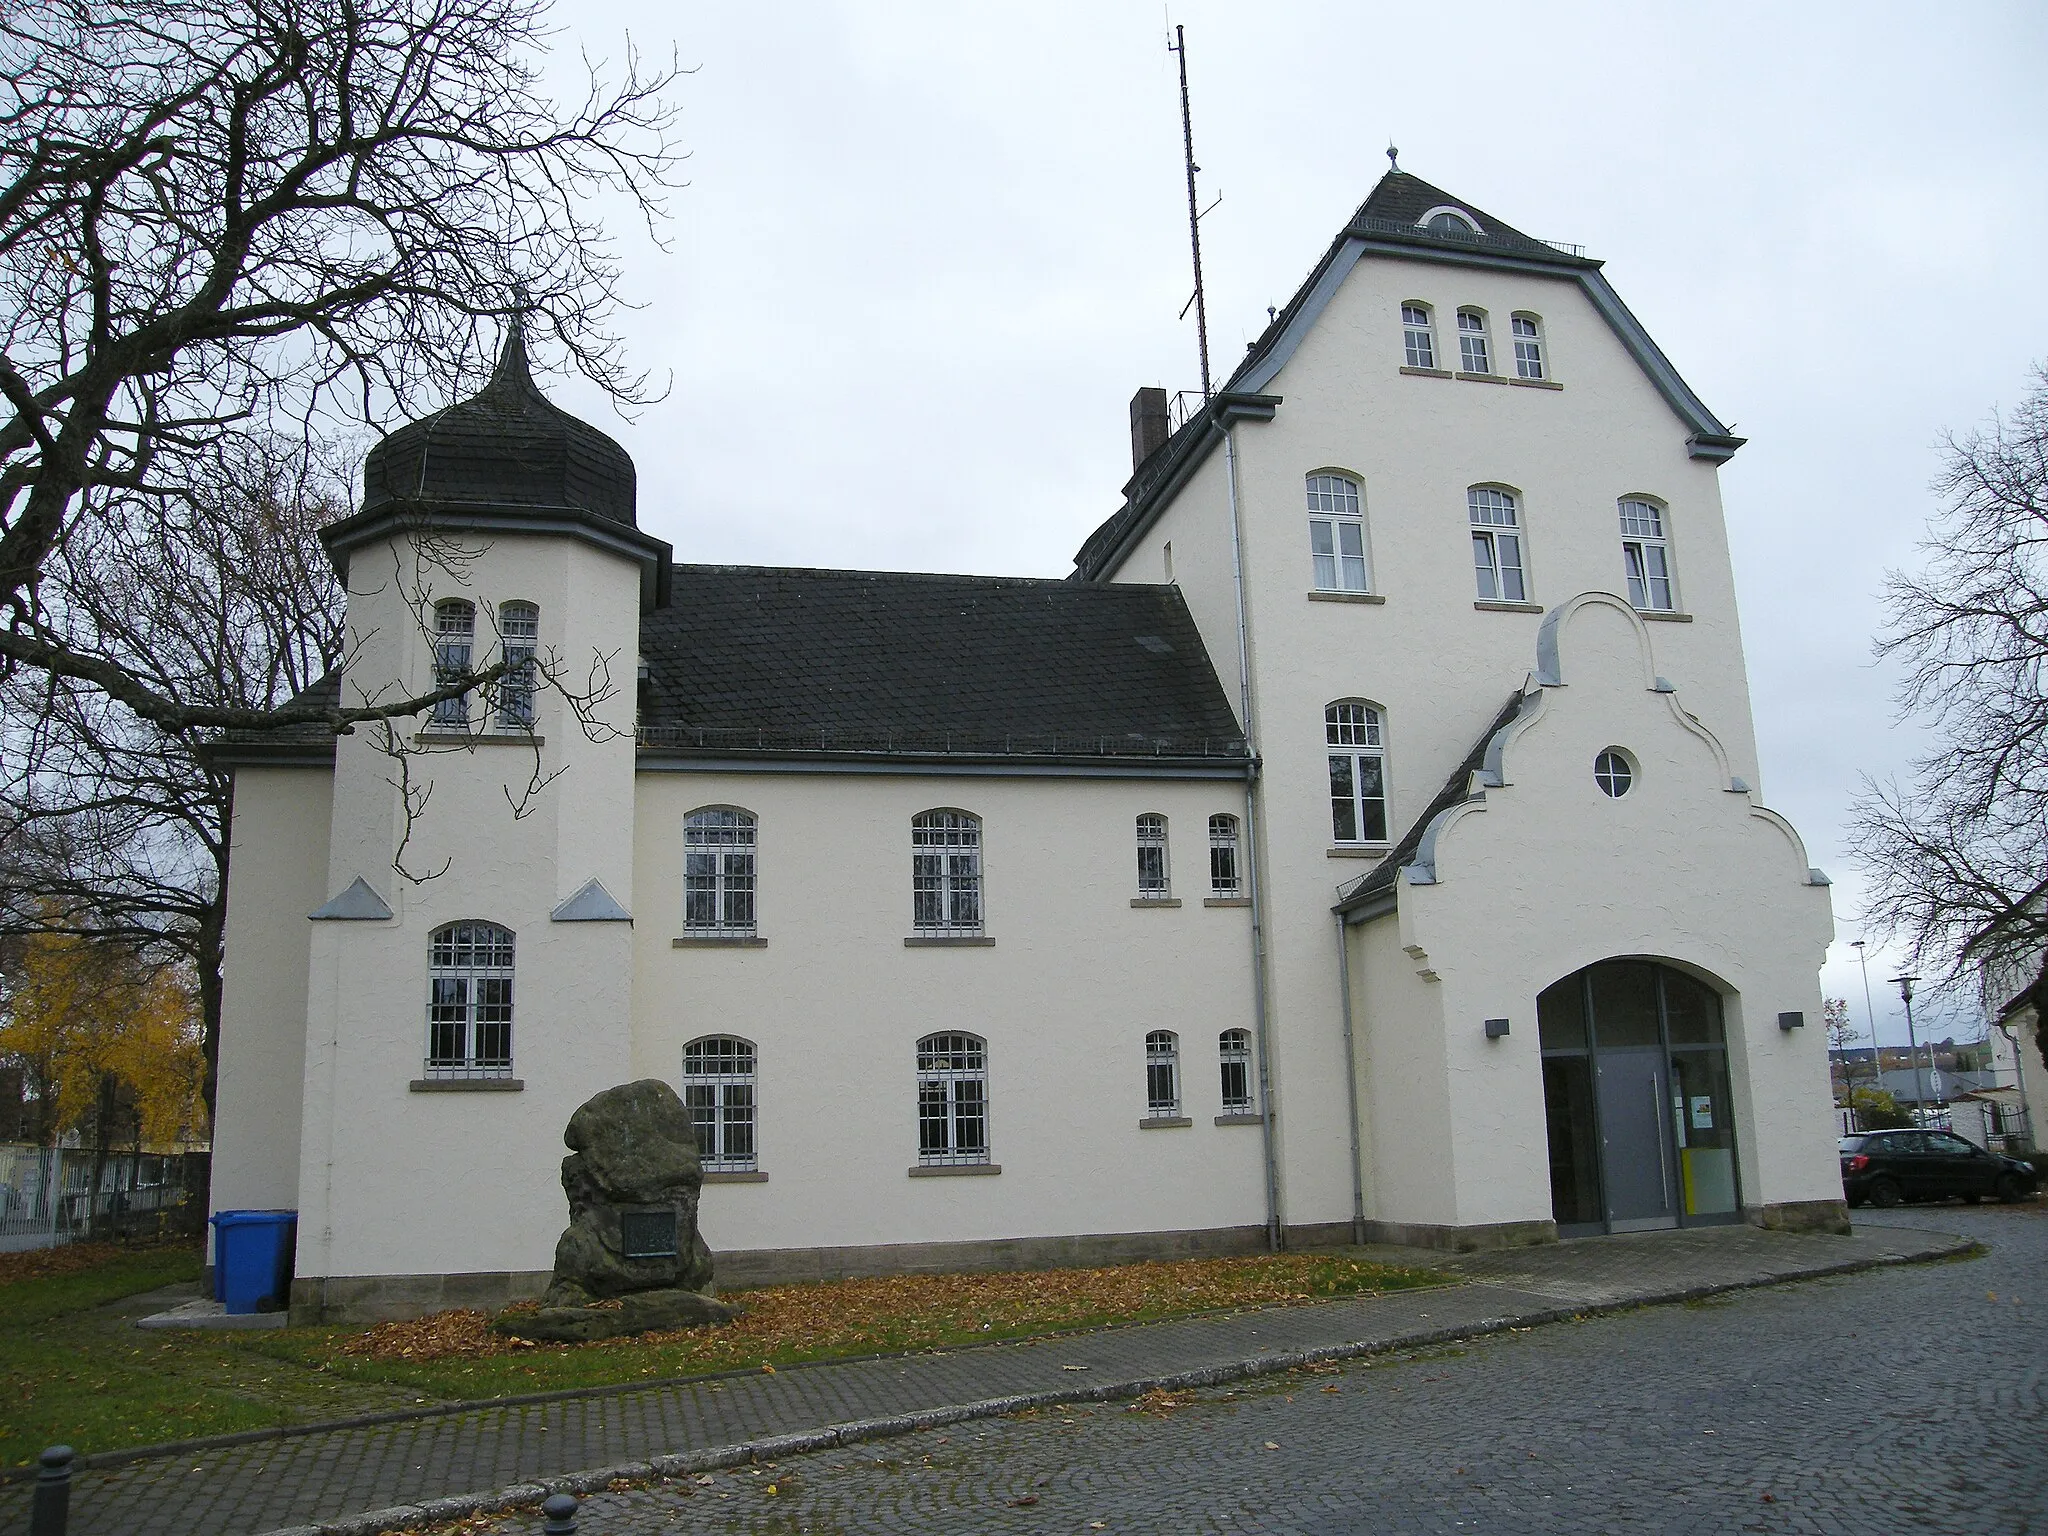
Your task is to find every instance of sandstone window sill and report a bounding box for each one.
[1510,376,1564,390]
[1327,845,1389,859]
[673,934,768,947]
[908,1163,1001,1177]
[1204,896,1251,908]
[1474,600,1544,614]
[1131,897,1182,909]
[701,1170,769,1184]
[1307,590,1386,605]
[1139,1116,1193,1129]
[1399,365,1453,379]
[414,731,545,748]
[1636,609,1694,623]
[410,1078,524,1093]
[1455,371,1508,385]
[1215,1113,1265,1127]
[905,935,995,947]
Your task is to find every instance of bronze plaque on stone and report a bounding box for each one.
[620,1208,679,1260]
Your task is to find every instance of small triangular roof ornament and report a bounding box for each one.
[309,876,393,921]
[550,878,632,923]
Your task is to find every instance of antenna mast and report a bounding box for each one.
[1169,24,1212,401]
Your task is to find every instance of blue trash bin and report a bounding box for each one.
[210,1210,298,1314]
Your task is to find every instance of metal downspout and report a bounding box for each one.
[1224,422,1284,1252]
[1334,911,1367,1245]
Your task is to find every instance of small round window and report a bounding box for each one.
[1594,749,1634,798]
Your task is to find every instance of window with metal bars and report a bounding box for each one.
[1326,702,1388,844]
[1618,499,1675,611]
[496,601,539,727]
[1307,473,1369,592]
[1145,1030,1181,1117]
[1219,1028,1254,1113]
[912,811,982,933]
[684,807,758,934]
[1208,813,1241,897]
[1468,486,1527,602]
[1401,303,1436,369]
[430,600,475,727]
[683,1036,757,1170]
[426,921,514,1078]
[916,1032,989,1165]
[1136,814,1170,897]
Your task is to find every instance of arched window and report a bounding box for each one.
[916,1032,989,1165]
[684,808,758,935]
[1418,206,1480,236]
[1326,702,1388,844]
[1307,473,1369,593]
[1219,1028,1254,1114]
[1619,498,1675,611]
[426,921,514,1078]
[496,601,539,727]
[1456,309,1492,374]
[1468,487,1527,603]
[430,599,476,727]
[912,811,982,934]
[683,1036,757,1171]
[1510,314,1546,381]
[1145,1030,1181,1118]
[1135,813,1170,898]
[1401,302,1437,369]
[1208,813,1241,898]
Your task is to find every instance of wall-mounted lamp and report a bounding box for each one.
[1484,1017,1511,1039]
[1778,1011,1805,1032]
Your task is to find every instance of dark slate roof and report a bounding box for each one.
[205,671,345,763]
[1335,691,1526,912]
[361,320,638,527]
[638,566,1248,762]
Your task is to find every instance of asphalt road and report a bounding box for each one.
[506,1205,2046,1536]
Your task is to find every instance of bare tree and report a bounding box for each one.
[0,0,684,734]
[1848,365,2048,1071]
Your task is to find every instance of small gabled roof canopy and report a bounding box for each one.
[1074,169,1744,584]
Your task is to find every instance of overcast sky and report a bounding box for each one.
[534,1,2047,1049]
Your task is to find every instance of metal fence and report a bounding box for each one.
[0,1143,208,1252]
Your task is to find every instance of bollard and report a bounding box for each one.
[30,1446,73,1536]
[541,1491,579,1535]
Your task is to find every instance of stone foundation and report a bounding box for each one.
[1361,1217,1559,1253]
[290,1269,553,1327]
[1747,1198,1853,1236]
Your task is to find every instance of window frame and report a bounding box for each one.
[1468,486,1529,603]
[1135,813,1170,898]
[916,1032,990,1166]
[1145,1030,1182,1119]
[1618,497,1676,612]
[1594,748,1636,799]
[1208,813,1241,898]
[495,600,540,728]
[430,599,476,728]
[1325,701,1390,846]
[912,810,984,935]
[1219,1028,1254,1114]
[1457,309,1492,374]
[425,920,515,1079]
[1510,313,1546,381]
[682,1035,758,1171]
[1400,302,1437,369]
[684,807,759,936]
[1306,472,1370,593]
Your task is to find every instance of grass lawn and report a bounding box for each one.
[1,1245,1443,1467]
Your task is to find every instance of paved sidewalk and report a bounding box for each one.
[1,1221,1972,1536]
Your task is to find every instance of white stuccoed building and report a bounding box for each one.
[209,170,1847,1324]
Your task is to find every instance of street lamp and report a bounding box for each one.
[1852,940,1881,1130]
[1893,975,1927,1120]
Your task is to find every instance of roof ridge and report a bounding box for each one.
[669,563,1173,591]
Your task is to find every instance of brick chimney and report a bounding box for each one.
[1129,387,1171,471]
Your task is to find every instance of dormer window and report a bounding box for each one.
[1418,206,1480,236]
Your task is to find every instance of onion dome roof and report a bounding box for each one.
[360,319,637,526]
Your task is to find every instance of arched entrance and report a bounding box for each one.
[1538,960,1742,1237]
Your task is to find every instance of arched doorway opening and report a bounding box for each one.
[1539,960,1742,1237]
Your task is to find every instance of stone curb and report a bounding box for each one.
[254,1232,1978,1536]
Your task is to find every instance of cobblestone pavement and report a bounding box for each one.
[0,1219,1981,1535]
[484,1208,2045,1536]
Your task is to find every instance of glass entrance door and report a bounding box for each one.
[1539,960,1742,1235]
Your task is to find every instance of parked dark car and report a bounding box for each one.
[1839,1129,2038,1208]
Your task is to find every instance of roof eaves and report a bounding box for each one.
[321,503,674,609]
